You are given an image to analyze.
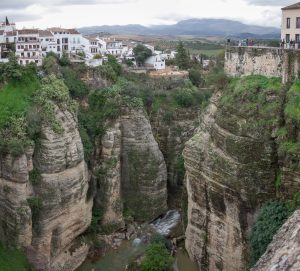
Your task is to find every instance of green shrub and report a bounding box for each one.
[29,168,42,186]
[62,67,89,98]
[140,242,174,271]
[189,68,204,87]
[79,126,93,163]
[249,201,291,267]
[59,51,70,66]
[27,197,43,225]
[173,88,194,107]
[43,55,60,75]
[0,243,36,271]
[162,111,173,124]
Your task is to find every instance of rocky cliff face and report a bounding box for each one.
[121,107,168,221]
[252,210,300,271]
[183,80,281,270]
[94,121,124,229]
[0,106,93,271]
[151,107,199,188]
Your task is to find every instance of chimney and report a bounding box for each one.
[5,16,9,25]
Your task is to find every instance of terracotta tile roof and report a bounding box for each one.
[38,30,53,37]
[282,2,300,10]
[18,29,39,35]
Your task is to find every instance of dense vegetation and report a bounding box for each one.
[140,238,174,271]
[249,201,291,267]
[0,244,35,271]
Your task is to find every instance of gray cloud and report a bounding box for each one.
[0,0,137,10]
[245,0,296,6]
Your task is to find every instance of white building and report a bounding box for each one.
[145,54,166,70]
[281,2,300,45]
[15,29,42,66]
[106,40,124,56]
[48,27,83,56]
[82,36,99,57]
[0,17,16,62]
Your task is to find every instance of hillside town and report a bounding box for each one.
[0,17,178,70]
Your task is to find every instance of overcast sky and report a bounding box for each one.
[1,0,297,29]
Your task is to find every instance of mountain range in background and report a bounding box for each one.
[79,19,280,39]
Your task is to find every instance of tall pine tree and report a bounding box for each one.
[175,41,190,70]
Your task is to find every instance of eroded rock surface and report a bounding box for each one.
[183,93,277,271]
[121,108,168,221]
[252,210,300,271]
[0,106,93,271]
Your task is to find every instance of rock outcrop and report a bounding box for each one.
[183,92,278,270]
[94,121,124,229]
[251,210,300,271]
[151,107,199,188]
[0,106,93,271]
[121,107,168,221]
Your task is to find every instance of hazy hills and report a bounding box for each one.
[79,19,280,38]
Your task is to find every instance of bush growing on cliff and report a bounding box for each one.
[62,66,89,98]
[33,75,77,134]
[140,242,174,271]
[0,243,36,271]
[249,201,291,267]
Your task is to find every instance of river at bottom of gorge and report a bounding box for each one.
[76,210,198,271]
[76,240,198,271]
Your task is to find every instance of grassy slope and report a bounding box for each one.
[0,244,35,271]
[0,72,39,128]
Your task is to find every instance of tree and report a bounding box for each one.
[175,41,190,70]
[59,51,70,66]
[189,68,204,87]
[107,55,122,76]
[133,44,152,66]
[249,201,291,267]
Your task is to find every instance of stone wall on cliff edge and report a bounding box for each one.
[225,46,300,83]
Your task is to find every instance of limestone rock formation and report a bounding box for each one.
[121,107,168,221]
[251,210,300,271]
[94,121,124,229]
[183,93,277,271]
[0,106,93,271]
[151,107,199,188]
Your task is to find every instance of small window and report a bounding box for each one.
[297,17,300,28]
[287,18,291,29]
[286,34,290,43]
[296,34,300,42]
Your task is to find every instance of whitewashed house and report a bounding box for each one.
[0,17,16,62]
[145,54,166,70]
[106,40,123,56]
[15,29,42,66]
[82,36,99,57]
[48,27,83,56]
[39,30,56,56]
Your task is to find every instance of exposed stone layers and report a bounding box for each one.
[183,93,277,271]
[0,106,93,271]
[121,107,168,221]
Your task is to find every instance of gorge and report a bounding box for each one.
[0,48,300,271]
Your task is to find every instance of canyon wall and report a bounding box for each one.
[225,46,300,83]
[0,106,93,271]
[183,89,279,270]
[121,107,168,221]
